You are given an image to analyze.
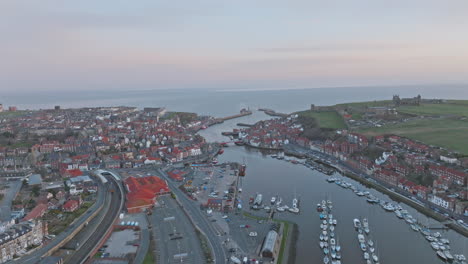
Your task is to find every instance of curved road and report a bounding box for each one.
[68,175,123,264]
[157,168,227,264]
[15,178,107,264]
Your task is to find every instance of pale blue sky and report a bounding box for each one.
[1,1,468,91]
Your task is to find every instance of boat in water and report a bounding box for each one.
[271,196,276,205]
[358,234,366,243]
[437,251,448,261]
[353,219,362,229]
[444,250,454,261]
[364,252,370,260]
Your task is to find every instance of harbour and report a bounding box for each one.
[199,118,467,264]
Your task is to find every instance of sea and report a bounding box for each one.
[4,84,468,263]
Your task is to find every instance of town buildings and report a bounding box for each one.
[0,220,46,263]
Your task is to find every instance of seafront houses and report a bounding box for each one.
[429,194,456,211]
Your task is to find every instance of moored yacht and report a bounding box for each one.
[353,218,362,229]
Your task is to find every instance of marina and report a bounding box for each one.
[209,145,468,264]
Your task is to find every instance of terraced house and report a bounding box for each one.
[0,220,46,263]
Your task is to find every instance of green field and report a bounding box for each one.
[0,111,27,118]
[297,110,347,129]
[335,100,393,108]
[357,118,468,154]
[398,103,468,117]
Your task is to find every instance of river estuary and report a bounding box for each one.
[199,112,467,264]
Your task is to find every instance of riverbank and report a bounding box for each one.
[282,146,468,237]
[242,211,297,264]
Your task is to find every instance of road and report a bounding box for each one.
[14,177,107,264]
[67,175,124,264]
[157,168,227,264]
[151,195,205,264]
[0,180,21,222]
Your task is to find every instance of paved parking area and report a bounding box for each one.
[103,229,139,258]
[151,195,205,264]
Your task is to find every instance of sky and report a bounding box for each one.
[1,0,468,92]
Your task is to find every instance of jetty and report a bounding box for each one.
[215,109,252,122]
[259,108,288,117]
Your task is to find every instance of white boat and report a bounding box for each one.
[360,242,367,252]
[368,240,374,247]
[330,238,336,246]
[358,234,366,243]
[320,241,325,248]
[277,206,285,212]
[369,247,375,253]
[431,242,440,250]
[330,226,335,232]
[364,252,370,260]
[324,256,330,264]
[271,196,276,205]
[288,207,300,214]
[437,251,447,261]
[333,219,337,225]
[444,251,454,261]
[353,219,362,229]
[372,254,379,262]
[276,197,282,206]
[440,238,450,244]
[395,210,403,218]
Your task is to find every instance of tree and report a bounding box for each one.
[31,185,41,197]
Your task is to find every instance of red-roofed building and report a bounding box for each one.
[23,203,48,221]
[125,176,170,213]
[63,200,80,212]
[62,169,83,178]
